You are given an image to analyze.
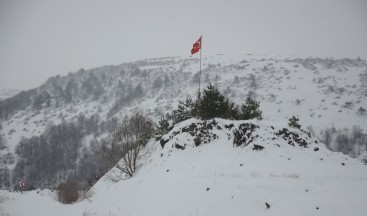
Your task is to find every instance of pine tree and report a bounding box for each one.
[171,98,197,124]
[224,100,240,120]
[155,117,171,141]
[197,83,228,120]
[240,96,262,120]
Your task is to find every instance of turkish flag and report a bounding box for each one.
[191,36,202,55]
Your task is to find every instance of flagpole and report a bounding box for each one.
[198,35,202,100]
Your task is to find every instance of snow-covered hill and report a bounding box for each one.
[1,55,366,148]
[1,118,366,216]
[0,54,366,189]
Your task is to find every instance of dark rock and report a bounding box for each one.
[206,187,210,191]
[341,162,345,166]
[314,147,319,151]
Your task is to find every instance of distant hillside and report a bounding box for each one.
[0,54,366,190]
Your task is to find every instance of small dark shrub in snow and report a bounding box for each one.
[253,144,265,151]
[57,180,79,204]
[233,123,259,146]
[265,202,270,209]
[175,143,185,150]
[160,138,169,148]
[288,116,301,129]
[275,128,308,147]
[155,117,171,141]
[194,136,202,146]
[225,124,234,130]
[314,147,319,151]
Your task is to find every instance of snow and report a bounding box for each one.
[1,118,367,216]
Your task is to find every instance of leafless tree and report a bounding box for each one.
[113,113,154,179]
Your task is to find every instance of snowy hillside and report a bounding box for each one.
[0,54,366,189]
[1,118,367,216]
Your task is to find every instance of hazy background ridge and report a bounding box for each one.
[1,0,367,90]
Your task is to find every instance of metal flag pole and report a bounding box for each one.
[198,35,202,100]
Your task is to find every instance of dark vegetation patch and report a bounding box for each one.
[253,144,265,151]
[233,123,259,146]
[275,128,309,147]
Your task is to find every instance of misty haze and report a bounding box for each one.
[0,0,367,215]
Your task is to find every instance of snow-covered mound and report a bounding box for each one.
[2,118,367,216]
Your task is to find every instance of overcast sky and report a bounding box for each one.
[1,0,367,90]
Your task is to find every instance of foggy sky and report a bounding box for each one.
[1,0,367,90]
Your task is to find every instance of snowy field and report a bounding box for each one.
[1,118,366,216]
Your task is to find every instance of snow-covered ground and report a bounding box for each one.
[1,118,366,216]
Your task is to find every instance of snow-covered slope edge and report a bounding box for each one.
[2,118,367,216]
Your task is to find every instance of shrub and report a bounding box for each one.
[288,116,301,129]
[57,180,79,204]
[155,117,171,141]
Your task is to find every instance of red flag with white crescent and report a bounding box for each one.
[191,36,202,55]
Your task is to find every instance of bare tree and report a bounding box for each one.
[114,113,154,178]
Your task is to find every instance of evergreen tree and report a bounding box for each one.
[197,83,228,120]
[224,100,240,120]
[240,96,263,120]
[171,98,197,124]
[155,117,171,140]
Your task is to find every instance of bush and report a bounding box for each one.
[155,117,171,141]
[288,116,301,129]
[57,180,79,204]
